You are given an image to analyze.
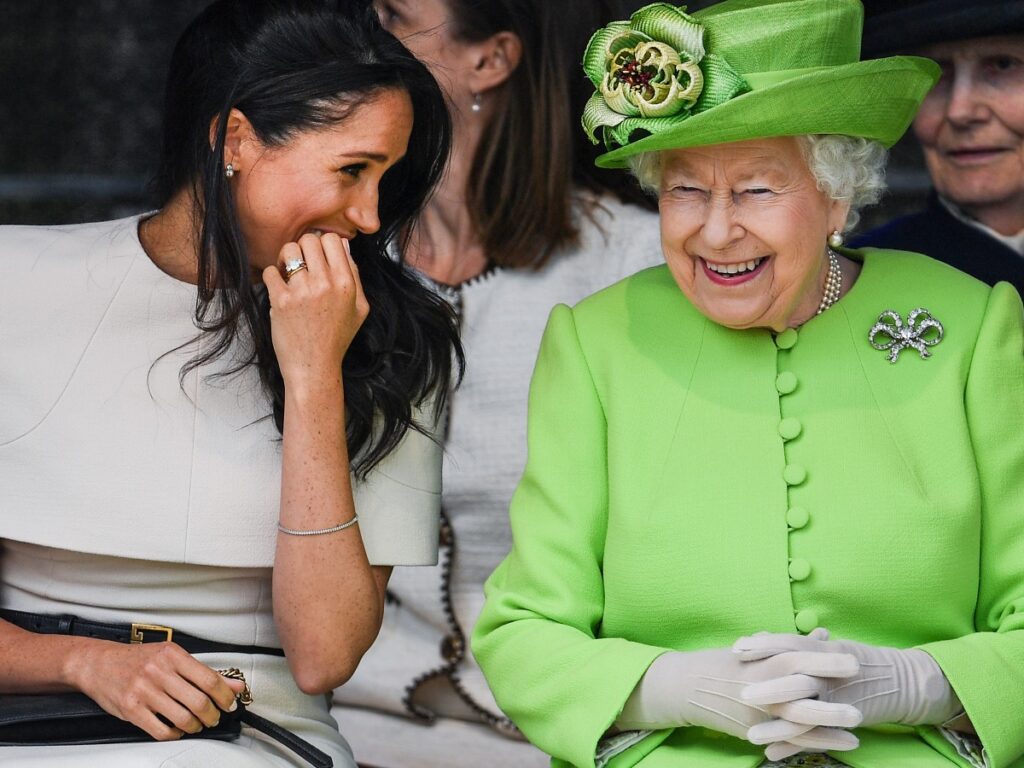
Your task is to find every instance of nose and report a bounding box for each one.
[701,195,744,250]
[945,65,990,127]
[345,185,381,236]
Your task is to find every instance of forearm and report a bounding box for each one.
[0,619,93,693]
[273,376,383,694]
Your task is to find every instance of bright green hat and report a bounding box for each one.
[582,0,940,168]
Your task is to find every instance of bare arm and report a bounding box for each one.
[264,233,390,694]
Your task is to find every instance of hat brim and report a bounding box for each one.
[595,55,939,169]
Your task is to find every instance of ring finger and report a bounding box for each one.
[280,242,308,283]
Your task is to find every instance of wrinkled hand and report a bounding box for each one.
[72,640,246,740]
[263,233,368,389]
[617,630,862,756]
[734,629,961,761]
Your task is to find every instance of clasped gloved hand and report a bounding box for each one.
[616,629,863,757]
[733,629,963,762]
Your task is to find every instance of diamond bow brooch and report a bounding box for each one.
[868,308,944,363]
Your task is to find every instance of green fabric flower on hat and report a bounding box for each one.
[582,3,751,150]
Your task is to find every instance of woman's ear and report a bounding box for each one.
[828,198,852,235]
[209,108,257,173]
[467,30,523,94]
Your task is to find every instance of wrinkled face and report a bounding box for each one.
[658,137,847,332]
[913,36,1024,230]
[373,0,469,105]
[232,89,413,271]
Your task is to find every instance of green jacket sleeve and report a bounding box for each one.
[471,304,668,768]
[919,282,1024,768]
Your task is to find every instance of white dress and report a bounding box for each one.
[332,195,664,767]
[0,216,444,767]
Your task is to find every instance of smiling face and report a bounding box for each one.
[657,137,849,332]
[229,88,413,272]
[913,35,1024,235]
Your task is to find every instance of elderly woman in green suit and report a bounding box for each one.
[472,1,1024,767]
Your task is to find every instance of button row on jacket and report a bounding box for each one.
[776,329,816,632]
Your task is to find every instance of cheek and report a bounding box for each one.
[912,100,944,146]
[994,103,1024,138]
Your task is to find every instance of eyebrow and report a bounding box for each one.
[336,151,391,163]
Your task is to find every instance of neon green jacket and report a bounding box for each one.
[473,249,1024,768]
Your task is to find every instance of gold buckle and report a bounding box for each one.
[130,623,174,643]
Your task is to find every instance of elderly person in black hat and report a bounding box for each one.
[854,0,1024,293]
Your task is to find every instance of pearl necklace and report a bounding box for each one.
[816,248,842,315]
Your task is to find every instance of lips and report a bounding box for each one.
[944,146,1011,164]
[701,256,768,286]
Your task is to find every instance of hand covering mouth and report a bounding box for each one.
[702,256,767,277]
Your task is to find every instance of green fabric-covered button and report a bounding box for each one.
[775,328,799,350]
[778,417,802,440]
[786,507,810,529]
[783,464,807,485]
[789,559,812,581]
[776,371,798,394]
[795,609,819,633]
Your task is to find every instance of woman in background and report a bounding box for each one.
[0,1,459,765]
[331,1,661,766]
[853,0,1024,293]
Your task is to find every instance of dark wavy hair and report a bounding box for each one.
[445,0,656,270]
[153,0,462,476]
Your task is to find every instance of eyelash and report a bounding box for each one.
[669,186,772,196]
[340,164,366,179]
[984,56,1022,74]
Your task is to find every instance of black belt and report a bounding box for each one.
[0,608,285,657]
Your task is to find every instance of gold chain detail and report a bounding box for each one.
[217,667,253,705]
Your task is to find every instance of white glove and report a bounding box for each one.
[617,632,862,755]
[734,629,962,760]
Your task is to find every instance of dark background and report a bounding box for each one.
[0,0,928,231]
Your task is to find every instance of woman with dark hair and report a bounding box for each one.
[0,1,459,766]
[330,1,661,766]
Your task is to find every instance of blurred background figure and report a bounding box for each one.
[853,0,1024,292]
[328,1,661,767]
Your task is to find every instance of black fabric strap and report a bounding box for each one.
[0,608,285,657]
[242,709,333,768]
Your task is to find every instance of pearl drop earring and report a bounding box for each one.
[225,163,235,179]
[828,230,844,248]
[471,93,482,113]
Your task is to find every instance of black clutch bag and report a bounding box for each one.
[0,692,332,767]
[0,609,331,767]
[0,691,242,746]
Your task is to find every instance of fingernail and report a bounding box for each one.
[229,699,238,712]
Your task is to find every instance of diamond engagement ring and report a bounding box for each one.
[283,258,308,282]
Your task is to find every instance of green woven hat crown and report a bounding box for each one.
[582,0,940,168]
